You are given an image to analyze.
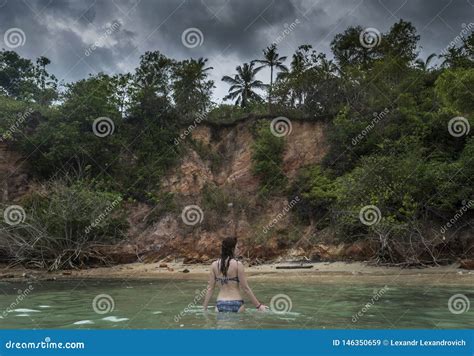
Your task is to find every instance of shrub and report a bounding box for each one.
[251,121,287,195]
[290,165,338,225]
[435,68,474,113]
[207,103,267,124]
[0,181,128,269]
[144,191,177,224]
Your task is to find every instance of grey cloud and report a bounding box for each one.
[0,0,471,100]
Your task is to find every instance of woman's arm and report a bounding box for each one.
[203,264,216,310]
[237,262,267,311]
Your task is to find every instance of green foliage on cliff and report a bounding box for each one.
[435,68,474,113]
[251,121,287,196]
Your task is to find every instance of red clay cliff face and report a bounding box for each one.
[162,119,328,194]
[127,119,343,264]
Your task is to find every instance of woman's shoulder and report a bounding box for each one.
[211,258,241,266]
[231,258,243,266]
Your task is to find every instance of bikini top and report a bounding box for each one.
[215,259,240,285]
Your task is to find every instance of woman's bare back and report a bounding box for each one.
[212,259,242,301]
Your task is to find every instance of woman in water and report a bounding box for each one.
[203,237,267,312]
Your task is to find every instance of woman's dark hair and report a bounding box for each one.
[219,237,237,276]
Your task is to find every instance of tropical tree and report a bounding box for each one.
[131,51,174,122]
[222,62,266,107]
[33,56,58,105]
[274,45,312,107]
[414,53,436,71]
[440,32,474,69]
[111,73,134,117]
[331,26,380,68]
[172,57,214,121]
[253,44,288,108]
[0,50,36,100]
[381,20,420,63]
[19,74,122,178]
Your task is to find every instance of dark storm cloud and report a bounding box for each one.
[0,0,471,100]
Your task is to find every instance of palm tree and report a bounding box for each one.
[253,44,288,108]
[289,45,312,73]
[222,62,266,107]
[190,57,213,82]
[415,53,436,71]
[277,48,310,107]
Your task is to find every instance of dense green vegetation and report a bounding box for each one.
[251,121,287,196]
[0,19,472,267]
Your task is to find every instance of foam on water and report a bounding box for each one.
[73,320,95,325]
[12,308,40,313]
[265,310,301,317]
[102,316,129,322]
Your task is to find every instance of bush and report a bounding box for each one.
[207,103,267,124]
[0,96,55,143]
[143,191,177,224]
[251,121,287,195]
[0,181,128,269]
[435,68,474,113]
[290,165,338,225]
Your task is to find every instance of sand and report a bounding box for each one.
[1,261,473,286]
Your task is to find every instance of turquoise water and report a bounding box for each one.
[0,279,472,329]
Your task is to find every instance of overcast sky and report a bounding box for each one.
[1,0,472,102]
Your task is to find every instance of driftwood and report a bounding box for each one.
[276,265,314,269]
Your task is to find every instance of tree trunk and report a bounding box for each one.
[269,65,273,113]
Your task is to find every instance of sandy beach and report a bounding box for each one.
[1,261,473,286]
